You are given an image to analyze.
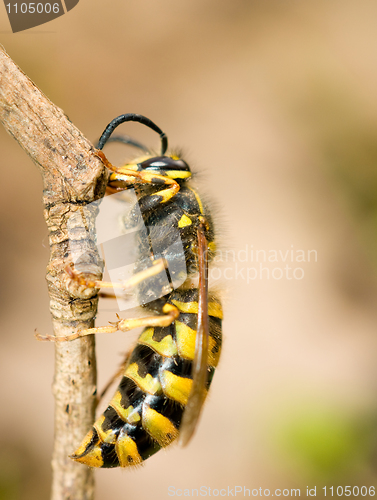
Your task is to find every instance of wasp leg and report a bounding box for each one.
[116,303,179,332]
[117,258,168,290]
[35,325,119,342]
[96,150,180,206]
[98,292,118,299]
[35,304,179,342]
[66,258,167,292]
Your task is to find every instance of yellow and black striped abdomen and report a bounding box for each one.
[72,290,222,468]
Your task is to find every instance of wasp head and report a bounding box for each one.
[139,155,192,183]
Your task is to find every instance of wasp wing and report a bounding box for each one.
[178,225,210,447]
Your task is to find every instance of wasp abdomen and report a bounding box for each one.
[72,291,222,468]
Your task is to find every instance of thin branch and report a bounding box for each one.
[0,47,108,500]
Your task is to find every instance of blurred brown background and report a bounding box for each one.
[2,1,377,499]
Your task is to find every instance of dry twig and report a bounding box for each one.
[0,47,108,500]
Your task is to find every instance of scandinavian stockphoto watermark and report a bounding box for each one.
[3,0,79,33]
[210,245,317,283]
[66,192,317,311]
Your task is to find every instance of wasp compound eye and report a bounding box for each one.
[140,156,191,173]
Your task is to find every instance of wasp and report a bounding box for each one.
[38,114,222,468]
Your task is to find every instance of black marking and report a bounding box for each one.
[211,341,220,355]
[150,176,167,185]
[129,345,162,379]
[173,187,202,213]
[100,443,120,468]
[210,315,222,329]
[146,395,184,428]
[138,194,164,212]
[75,427,100,459]
[177,312,198,331]
[143,202,183,227]
[161,355,193,380]
[119,423,161,460]
[209,318,222,356]
[102,406,127,432]
[169,288,199,304]
[160,356,216,389]
[152,324,175,343]
[207,367,216,388]
[118,377,145,409]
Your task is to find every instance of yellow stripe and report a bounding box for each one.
[116,157,152,174]
[111,395,140,425]
[166,170,191,179]
[208,301,223,318]
[71,429,104,468]
[139,327,178,357]
[159,186,179,203]
[127,408,141,424]
[72,446,104,468]
[109,391,140,423]
[175,321,221,367]
[116,434,142,467]
[175,321,196,360]
[142,405,178,447]
[162,303,179,314]
[208,241,216,253]
[208,301,223,319]
[125,363,162,395]
[72,428,96,457]
[112,396,141,425]
[160,370,192,405]
[171,299,223,319]
[178,214,192,228]
[187,187,204,214]
[171,299,198,314]
[94,415,118,445]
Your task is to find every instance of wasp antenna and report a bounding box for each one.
[94,134,150,154]
[97,113,168,155]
